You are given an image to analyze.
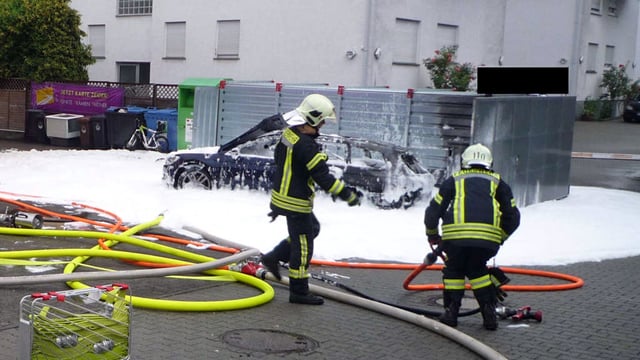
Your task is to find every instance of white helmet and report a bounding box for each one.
[461,143,493,169]
[296,94,336,127]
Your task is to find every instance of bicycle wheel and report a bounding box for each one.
[125,131,140,150]
[154,134,170,153]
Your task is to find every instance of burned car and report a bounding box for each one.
[162,116,434,209]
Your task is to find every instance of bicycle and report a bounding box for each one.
[125,119,170,153]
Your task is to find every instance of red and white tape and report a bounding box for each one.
[572,152,640,161]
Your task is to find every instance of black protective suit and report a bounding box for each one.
[424,167,520,329]
[262,123,359,304]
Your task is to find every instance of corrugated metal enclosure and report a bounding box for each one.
[190,81,575,207]
[473,96,576,207]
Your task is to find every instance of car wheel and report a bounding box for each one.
[176,164,213,190]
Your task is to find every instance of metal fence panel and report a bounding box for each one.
[192,86,220,147]
[180,80,576,208]
[215,82,282,145]
[408,91,476,181]
[337,88,409,145]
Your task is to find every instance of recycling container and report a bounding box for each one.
[144,108,178,151]
[104,107,148,148]
[24,109,49,144]
[79,116,92,149]
[178,78,227,149]
[90,114,109,149]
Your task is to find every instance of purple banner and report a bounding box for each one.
[31,82,124,115]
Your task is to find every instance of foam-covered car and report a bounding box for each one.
[162,116,434,209]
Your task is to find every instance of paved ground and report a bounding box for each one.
[1,119,640,359]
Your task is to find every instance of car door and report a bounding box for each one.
[230,133,279,190]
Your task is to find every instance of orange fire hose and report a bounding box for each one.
[0,193,584,292]
[402,262,584,292]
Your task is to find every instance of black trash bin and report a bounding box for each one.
[79,117,92,149]
[24,109,49,144]
[90,114,109,149]
[104,107,147,148]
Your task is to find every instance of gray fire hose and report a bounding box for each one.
[0,248,259,286]
[184,225,508,360]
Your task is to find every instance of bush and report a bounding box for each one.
[600,64,630,100]
[581,98,612,121]
[582,97,599,120]
[423,46,475,91]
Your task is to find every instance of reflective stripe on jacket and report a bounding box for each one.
[270,127,346,215]
[424,168,520,249]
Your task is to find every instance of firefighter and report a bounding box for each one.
[424,143,520,329]
[261,94,362,305]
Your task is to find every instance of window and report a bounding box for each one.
[437,23,458,48]
[586,43,598,73]
[215,20,240,59]
[590,0,602,14]
[117,0,152,16]
[392,18,420,65]
[165,22,186,59]
[88,25,106,58]
[118,62,150,84]
[604,45,615,67]
[607,0,617,16]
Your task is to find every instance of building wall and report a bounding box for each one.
[70,0,508,88]
[70,0,639,100]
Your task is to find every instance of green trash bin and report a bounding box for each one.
[178,78,228,150]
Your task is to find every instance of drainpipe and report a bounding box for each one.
[362,0,376,86]
[570,1,585,98]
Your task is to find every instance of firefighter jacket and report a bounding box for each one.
[424,168,520,250]
[270,126,353,215]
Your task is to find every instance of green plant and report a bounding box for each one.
[625,80,640,102]
[582,98,613,121]
[600,100,613,119]
[582,97,599,119]
[600,64,630,100]
[423,46,475,91]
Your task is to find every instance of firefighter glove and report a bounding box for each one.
[339,186,362,206]
[347,189,362,207]
[496,288,508,302]
[428,234,442,246]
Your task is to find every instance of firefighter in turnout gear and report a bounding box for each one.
[424,143,520,329]
[261,94,362,305]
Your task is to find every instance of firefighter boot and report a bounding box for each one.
[260,239,290,281]
[474,286,498,330]
[289,278,324,305]
[439,290,464,327]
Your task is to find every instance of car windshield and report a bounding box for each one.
[235,134,279,157]
[322,140,388,167]
[322,141,349,162]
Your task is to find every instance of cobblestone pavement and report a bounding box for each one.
[1,120,640,359]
